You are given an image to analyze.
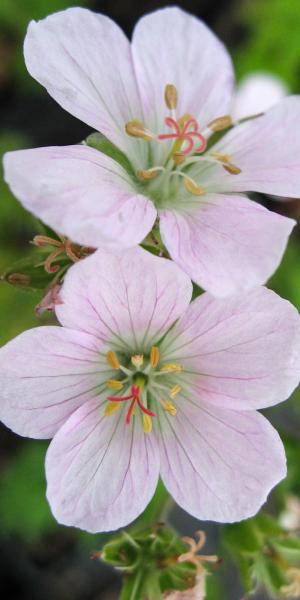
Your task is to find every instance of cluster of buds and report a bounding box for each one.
[94,525,218,600]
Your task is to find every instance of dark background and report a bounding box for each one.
[1,1,300,598]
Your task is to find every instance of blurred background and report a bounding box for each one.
[0,0,300,598]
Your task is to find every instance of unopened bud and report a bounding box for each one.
[7,273,31,286]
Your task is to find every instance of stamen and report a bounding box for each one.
[170,384,181,398]
[143,414,153,434]
[207,115,232,132]
[164,84,178,110]
[131,355,144,368]
[104,402,121,416]
[210,151,242,175]
[223,163,242,175]
[210,152,231,163]
[179,531,218,569]
[173,153,186,166]
[44,248,62,273]
[106,350,120,370]
[32,235,61,248]
[150,346,160,368]
[106,379,124,390]
[161,399,177,416]
[64,239,80,263]
[125,120,154,141]
[137,167,164,180]
[184,177,206,196]
[168,170,206,196]
[160,363,182,373]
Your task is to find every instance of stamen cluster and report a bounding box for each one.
[125,84,241,201]
[104,347,182,433]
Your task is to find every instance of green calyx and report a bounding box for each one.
[99,525,197,600]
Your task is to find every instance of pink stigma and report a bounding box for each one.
[158,117,207,156]
[107,384,156,425]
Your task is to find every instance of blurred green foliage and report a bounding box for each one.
[0,0,88,91]
[235,0,300,89]
[0,441,55,538]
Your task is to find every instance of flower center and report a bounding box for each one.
[104,347,182,433]
[125,83,241,203]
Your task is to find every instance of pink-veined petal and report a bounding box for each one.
[201,96,300,197]
[3,145,157,248]
[159,194,295,297]
[132,7,234,163]
[46,396,160,532]
[159,400,286,523]
[24,7,146,166]
[56,247,193,352]
[160,287,300,411]
[0,326,108,438]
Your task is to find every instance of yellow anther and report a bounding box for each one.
[223,163,242,175]
[106,350,120,370]
[210,152,241,175]
[160,363,182,373]
[150,346,160,368]
[207,115,232,132]
[210,152,231,163]
[143,414,153,433]
[137,168,161,181]
[125,120,154,141]
[106,379,124,390]
[161,399,177,417]
[104,402,121,417]
[131,354,144,368]
[170,384,181,398]
[184,177,206,196]
[165,84,178,110]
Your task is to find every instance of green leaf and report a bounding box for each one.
[85,134,134,176]
[236,554,254,594]
[254,555,287,596]
[255,512,283,538]
[159,562,196,594]
[224,519,262,554]
[273,537,300,563]
[120,570,160,600]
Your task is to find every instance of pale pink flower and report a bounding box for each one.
[0,247,299,532]
[3,7,298,297]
